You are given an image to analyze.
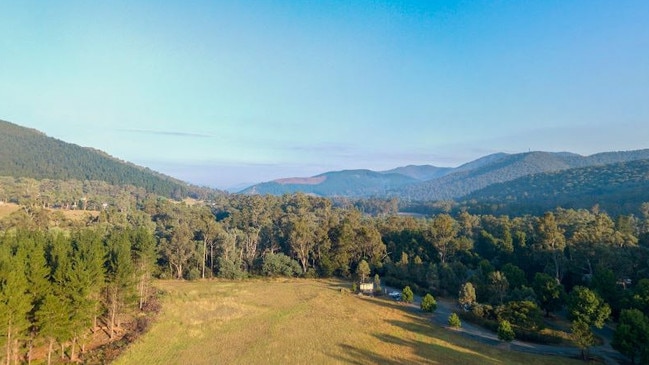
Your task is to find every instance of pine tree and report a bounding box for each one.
[131,227,156,310]
[21,230,51,363]
[421,294,437,312]
[0,242,33,365]
[71,229,106,333]
[105,230,136,339]
[47,233,77,361]
[35,294,69,365]
[401,286,414,303]
[448,313,461,328]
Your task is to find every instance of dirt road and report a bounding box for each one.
[383,289,626,365]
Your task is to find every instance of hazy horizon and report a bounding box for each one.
[2,1,648,189]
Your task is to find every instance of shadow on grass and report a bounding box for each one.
[330,343,423,365]
[345,295,592,365]
[381,319,504,363]
[322,293,511,365]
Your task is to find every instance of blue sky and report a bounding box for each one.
[1,1,648,190]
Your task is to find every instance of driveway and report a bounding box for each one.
[382,288,626,365]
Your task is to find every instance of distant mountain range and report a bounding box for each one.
[241,149,649,203]
[0,119,221,199]
[3,118,648,213]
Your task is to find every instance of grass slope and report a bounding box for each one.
[115,279,582,365]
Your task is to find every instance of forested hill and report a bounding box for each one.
[460,158,649,216]
[0,119,220,199]
[242,169,420,196]
[242,149,649,200]
[395,150,649,201]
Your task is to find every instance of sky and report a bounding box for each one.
[1,1,648,190]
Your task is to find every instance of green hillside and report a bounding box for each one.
[241,169,419,197]
[0,119,219,199]
[462,158,649,216]
[380,164,452,180]
[396,150,649,201]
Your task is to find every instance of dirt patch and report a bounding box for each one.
[0,202,20,218]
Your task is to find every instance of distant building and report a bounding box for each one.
[359,282,374,294]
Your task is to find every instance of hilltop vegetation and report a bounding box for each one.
[241,169,420,196]
[461,158,649,216]
[0,120,220,200]
[242,149,649,203]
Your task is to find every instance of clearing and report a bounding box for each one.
[114,279,585,365]
[0,202,21,218]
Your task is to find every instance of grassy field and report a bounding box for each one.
[114,279,584,365]
[0,203,99,222]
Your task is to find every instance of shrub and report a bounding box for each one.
[471,303,486,318]
[448,313,462,328]
[499,300,543,330]
[421,294,437,312]
[217,257,247,280]
[401,286,414,303]
[458,282,476,309]
[373,274,382,294]
[497,320,515,342]
[261,253,301,277]
[457,311,563,344]
[186,267,200,280]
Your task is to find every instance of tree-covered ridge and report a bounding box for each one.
[0,120,221,199]
[462,158,649,216]
[397,150,649,201]
[241,169,420,196]
[241,149,649,200]
[379,165,453,180]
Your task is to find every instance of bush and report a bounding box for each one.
[497,320,515,342]
[261,253,301,277]
[373,274,382,294]
[448,313,462,328]
[499,300,543,330]
[186,267,201,280]
[421,293,437,312]
[402,286,414,303]
[457,311,563,344]
[217,257,247,280]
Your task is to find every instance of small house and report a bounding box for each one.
[359,282,374,294]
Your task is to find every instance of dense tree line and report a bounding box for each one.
[3,187,649,363]
[0,120,222,201]
[0,226,155,364]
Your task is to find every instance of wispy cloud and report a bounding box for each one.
[119,128,214,138]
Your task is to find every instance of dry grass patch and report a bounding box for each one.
[0,202,20,218]
[114,279,584,365]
